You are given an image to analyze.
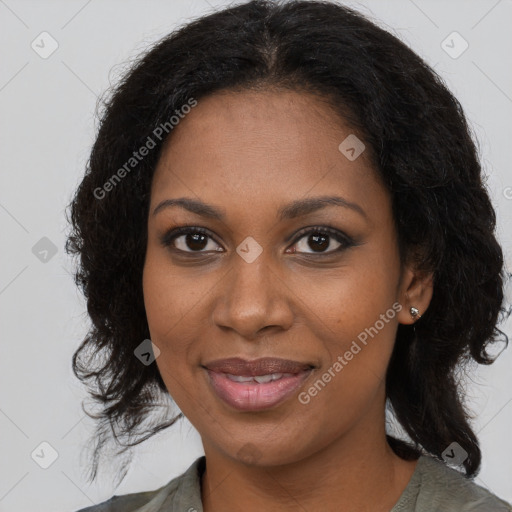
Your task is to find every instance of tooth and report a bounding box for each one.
[225,372,293,384]
[254,374,274,383]
[226,374,254,383]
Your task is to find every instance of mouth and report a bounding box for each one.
[203,357,315,411]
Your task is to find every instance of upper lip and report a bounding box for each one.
[203,357,314,376]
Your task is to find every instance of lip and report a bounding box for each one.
[203,357,315,411]
[204,357,314,376]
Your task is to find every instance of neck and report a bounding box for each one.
[200,406,418,512]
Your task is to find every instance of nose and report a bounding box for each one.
[212,254,294,340]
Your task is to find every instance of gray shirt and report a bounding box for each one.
[75,455,512,511]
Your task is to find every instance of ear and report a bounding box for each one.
[396,263,434,326]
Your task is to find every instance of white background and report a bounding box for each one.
[1,0,511,510]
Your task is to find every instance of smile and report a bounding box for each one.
[203,357,315,411]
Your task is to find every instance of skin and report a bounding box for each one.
[143,89,433,511]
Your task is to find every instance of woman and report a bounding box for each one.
[67,0,512,510]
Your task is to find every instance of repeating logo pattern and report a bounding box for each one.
[1,1,511,510]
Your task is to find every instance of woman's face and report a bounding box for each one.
[143,89,427,466]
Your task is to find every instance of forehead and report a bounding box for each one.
[150,89,386,222]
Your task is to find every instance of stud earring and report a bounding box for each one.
[410,307,421,320]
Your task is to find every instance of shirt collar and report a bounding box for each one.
[135,456,205,512]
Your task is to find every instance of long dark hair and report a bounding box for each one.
[65,0,510,485]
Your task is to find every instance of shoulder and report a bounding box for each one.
[395,455,512,512]
[73,489,160,512]
[72,456,205,512]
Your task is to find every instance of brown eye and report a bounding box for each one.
[160,227,223,253]
[287,227,353,255]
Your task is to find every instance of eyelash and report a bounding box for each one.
[159,225,355,257]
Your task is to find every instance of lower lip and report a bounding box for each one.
[205,369,313,411]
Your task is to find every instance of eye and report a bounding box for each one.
[160,226,223,254]
[287,226,354,255]
[160,225,355,256]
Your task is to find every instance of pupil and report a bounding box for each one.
[309,233,328,252]
[187,233,208,251]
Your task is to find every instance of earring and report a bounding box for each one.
[410,307,421,320]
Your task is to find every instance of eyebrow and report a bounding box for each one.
[152,195,367,221]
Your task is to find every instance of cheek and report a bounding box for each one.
[295,248,401,386]
[142,250,198,381]
[298,302,399,435]
[142,246,224,408]
[142,245,208,340]
[294,252,400,343]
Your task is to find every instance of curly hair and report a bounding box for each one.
[65,0,510,486]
